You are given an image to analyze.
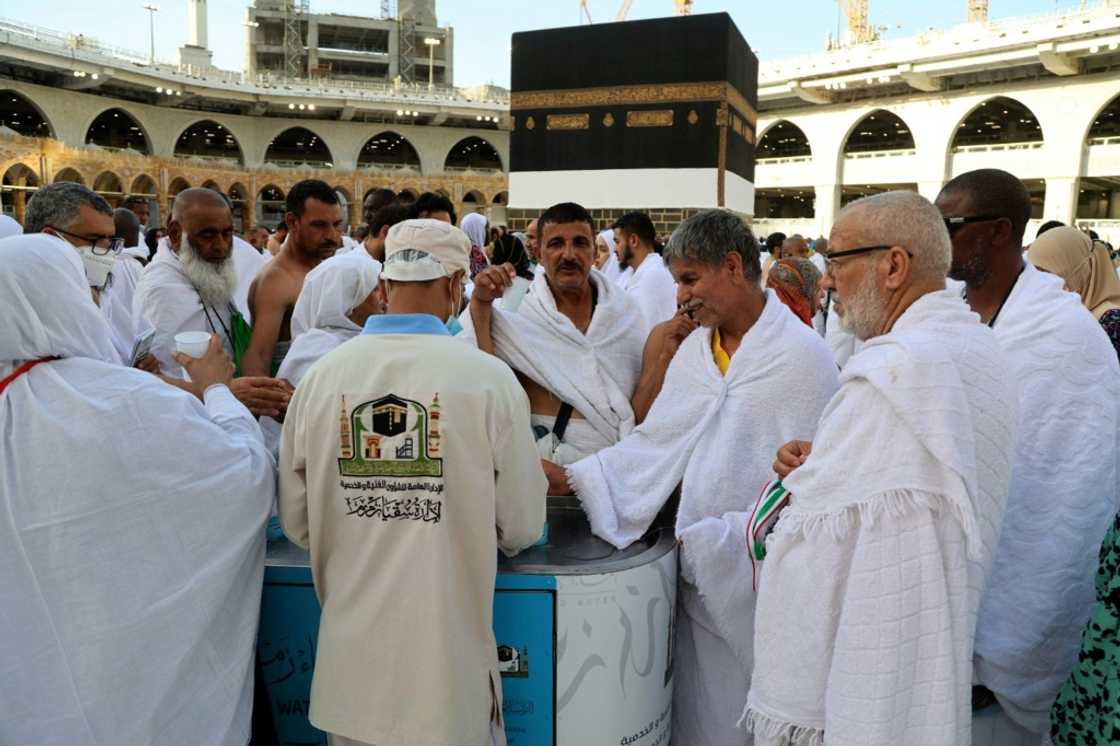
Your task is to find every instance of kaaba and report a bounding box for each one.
[508,13,758,230]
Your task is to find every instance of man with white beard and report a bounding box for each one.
[135,188,293,418]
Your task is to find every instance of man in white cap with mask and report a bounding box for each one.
[279,218,547,746]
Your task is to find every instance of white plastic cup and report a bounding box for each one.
[174,331,211,359]
[502,276,531,313]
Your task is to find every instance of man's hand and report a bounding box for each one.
[172,334,234,399]
[541,459,572,496]
[773,440,812,480]
[229,376,294,418]
[660,312,699,359]
[133,353,161,374]
[471,262,517,305]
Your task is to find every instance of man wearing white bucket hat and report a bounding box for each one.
[279,218,546,746]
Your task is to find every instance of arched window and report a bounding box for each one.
[85,109,150,153]
[758,121,811,159]
[843,110,914,154]
[444,137,502,171]
[359,131,421,169]
[265,127,333,167]
[175,120,244,164]
[0,91,52,137]
[951,97,1043,149]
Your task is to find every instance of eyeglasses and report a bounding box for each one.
[823,244,910,274]
[47,226,124,255]
[943,215,1003,237]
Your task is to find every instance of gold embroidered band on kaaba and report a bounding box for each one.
[511,81,757,129]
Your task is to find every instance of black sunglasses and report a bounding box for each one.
[943,215,1004,237]
[823,245,912,274]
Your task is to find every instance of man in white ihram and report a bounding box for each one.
[745,191,1019,746]
[551,209,839,746]
[134,187,292,418]
[459,202,650,465]
[614,211,677,331]
[0,233,275,745]
[279,219,546,746]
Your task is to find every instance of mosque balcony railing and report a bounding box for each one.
[357,163,420,173]
[262,159,335,170]
[950,141,1044,154]
[442,166,503,175]
[1088,136,1120,146]
[756,155,813,165]
[176,153,244,166]
[842,148,917,160]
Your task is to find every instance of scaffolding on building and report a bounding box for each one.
[283,0,309,79]
[398,11,417,83]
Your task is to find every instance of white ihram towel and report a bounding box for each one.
[745,289,1019,746]
[975,263,1120,735]
[568,290,839,746]
[458,267,646,454]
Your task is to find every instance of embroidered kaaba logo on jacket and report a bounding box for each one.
[338,393,443,478]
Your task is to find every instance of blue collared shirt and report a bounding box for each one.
[361,313,451,336]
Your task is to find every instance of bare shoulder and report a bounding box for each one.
[251,259,303,304]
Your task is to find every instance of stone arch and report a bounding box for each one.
[462,189,485,204]
[229,182,251,233]
[357,131,421,169]
[434,187,450,198]
[492,191,508,205]
[257,183,286,228]
[92,170,125,207]
[1,161,41,221]
[201,179,222,192]
[130,173,158,197]
[173,119,245,165]
[444,136,503,171]
[264,126,334,168]
[85,108,151,154]
[168,176,192,196]
[54,167,85,185]
[0,90,54,138]
[166,176,191,216]
[950,96,1044,150]
[842,110,915,154]
[334,185,356,228]
[758,120,812,159]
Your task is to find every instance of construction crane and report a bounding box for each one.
[578,0,693,24]
[837,0,875,45]
[967,0,989,23]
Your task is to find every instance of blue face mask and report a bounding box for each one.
[446,314,463,336]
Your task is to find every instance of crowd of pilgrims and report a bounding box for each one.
[2,167,1120,746]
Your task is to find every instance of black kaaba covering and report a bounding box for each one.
[510,13,758,184]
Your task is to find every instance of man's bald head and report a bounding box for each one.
[832,191,951,281]
[112,207,141,248]
[781,234,810,259]
[937,169,1032,246]
[171,187,231,222]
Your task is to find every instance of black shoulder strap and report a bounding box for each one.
[552,402,575,442]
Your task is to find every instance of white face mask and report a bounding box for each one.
[76,245,115,289]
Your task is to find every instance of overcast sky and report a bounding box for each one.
[12,0,1070,87]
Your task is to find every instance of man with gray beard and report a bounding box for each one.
[135,188,293,418]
